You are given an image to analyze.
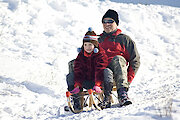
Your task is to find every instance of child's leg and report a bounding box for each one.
[68,59,75,73]
[66,72,74,91]
[66,59,75,91]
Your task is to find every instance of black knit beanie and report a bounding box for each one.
[102,9,119,26]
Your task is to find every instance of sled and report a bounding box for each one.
[65,86,118,114]
[65,60,121,113]
[65,89,102,113]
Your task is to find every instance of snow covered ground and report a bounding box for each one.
[0,0,180,120]
[108,0,180,8]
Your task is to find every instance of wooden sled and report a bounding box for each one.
[65,86,118,114]
[66,89,102,113]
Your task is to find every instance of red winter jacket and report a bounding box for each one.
[98,29,140,83]
[74,47,108,88]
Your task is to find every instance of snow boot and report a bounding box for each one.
[117,87,132,106]
[73,94,82,111]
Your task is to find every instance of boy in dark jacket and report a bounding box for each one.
[66,28,108,110]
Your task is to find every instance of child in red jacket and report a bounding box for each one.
[66,27,108,110]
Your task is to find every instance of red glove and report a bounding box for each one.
[70,87,80,94]
[93,86,102,93]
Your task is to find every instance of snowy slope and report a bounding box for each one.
[108,0,180,8]
[0,0,180,120]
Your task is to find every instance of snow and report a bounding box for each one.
[108,0,180,8]
[0,0,180,120]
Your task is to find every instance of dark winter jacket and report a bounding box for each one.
[98,29,140,83]
[74,47,108,88]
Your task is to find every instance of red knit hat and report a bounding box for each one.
[83,27,99,48]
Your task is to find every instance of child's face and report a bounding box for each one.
[83,42,95,53]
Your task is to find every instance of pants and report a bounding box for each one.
[66,72,95,91]
[104,55,130,91]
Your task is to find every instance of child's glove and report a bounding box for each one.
[93,86,102,93]
[70,87,80,94]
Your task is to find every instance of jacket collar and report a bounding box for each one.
[84,51,93,57]
[102,28,122,37]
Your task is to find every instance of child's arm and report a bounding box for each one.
[94,50,108,87]
[74,53,84,88]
